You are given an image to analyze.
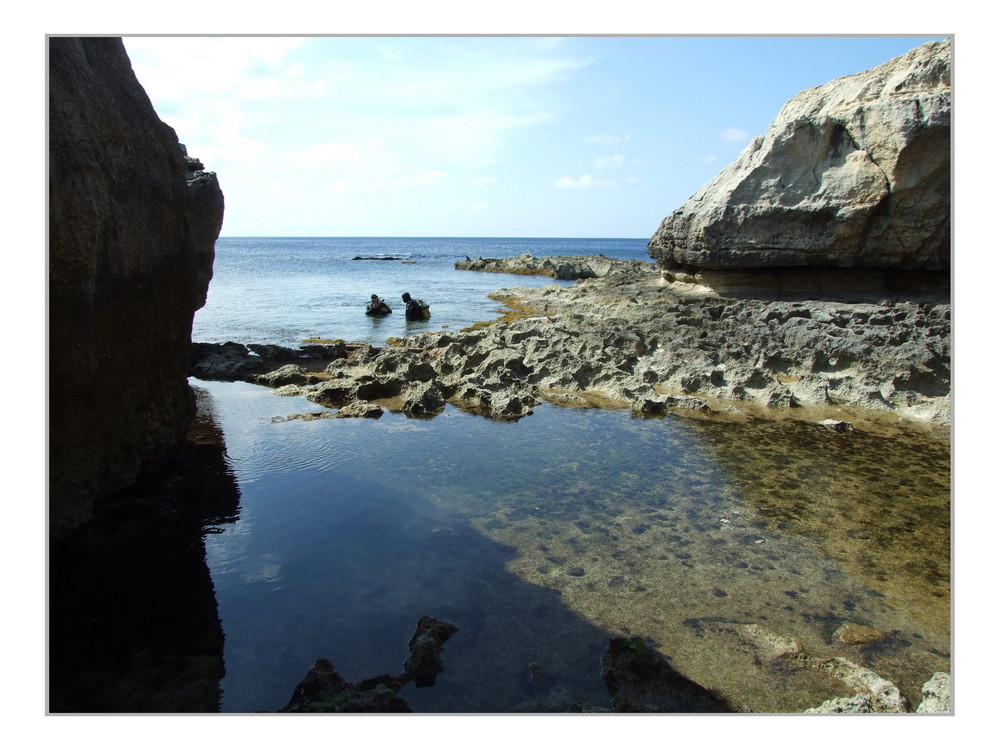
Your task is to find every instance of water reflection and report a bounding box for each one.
[198,380,951,713]
[49,386,242,712]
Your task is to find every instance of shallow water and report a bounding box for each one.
[195,379,950,713]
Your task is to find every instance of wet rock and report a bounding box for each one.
[600,636,733,712]
[456,253,656,280]
[277,615,458,711]
[916,672,952,713]
[255,364,313,387]
[404,616,459,688]
[190,342,266,381]
[805,694,876,713]
[529,663,546,682]
[278,659,410,713]
[820,419,854,432]
[633,395,711,416]
[307,379,359,408]
[402,381,447,417]
[810,656,909,713]
[833,622,887,645]
[336,400,384,419]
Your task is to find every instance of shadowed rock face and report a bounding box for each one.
[648,39,950,274]
[49,37,224,539]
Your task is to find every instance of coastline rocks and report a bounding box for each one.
[49,37,225,539]
[193,258,950,425]
[721,623,915,713]
[648,39,950,278]
[456,253,656,280]
[255,364,316,388]
[916,672,952,713]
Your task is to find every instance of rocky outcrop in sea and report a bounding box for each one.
[455,253,657,279]
[49,37,224,539]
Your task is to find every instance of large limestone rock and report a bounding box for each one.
[49,37,224,539]
[648,39,950,273]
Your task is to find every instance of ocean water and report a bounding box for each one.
[190,237,951,714]
[194,237,650,347]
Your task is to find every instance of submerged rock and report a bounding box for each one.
[277,615,458,712]
[833,622,887,645]
[278,659,410,713]
[404,616,460,688]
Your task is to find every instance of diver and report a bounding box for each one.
[366,294,392,316]
[401,292,430,321]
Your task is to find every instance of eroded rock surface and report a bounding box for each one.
[49,37,224,538]
[648,39,950,277]
[193,258,950,426]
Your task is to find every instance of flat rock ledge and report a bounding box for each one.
[191,260,949,429]
[456,252,657,280]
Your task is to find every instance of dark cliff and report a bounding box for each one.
[48,37,224,539]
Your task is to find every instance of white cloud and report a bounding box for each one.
[376,169,449,189]
[296,142,360,165]
[553,175,616,189]
[721,127,751,144]
[582,134,631,144]
[470,176,496,186]
[124,37,310,102]
[593,154,624,169]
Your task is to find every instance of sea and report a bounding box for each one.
[193,237,651,348]
[190,237,951,713]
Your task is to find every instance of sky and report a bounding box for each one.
[121,35,946,239]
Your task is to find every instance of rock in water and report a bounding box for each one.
[916,672,952,713]
[404,616,459,687]
[648,40,950,274]
[49,37,224,539]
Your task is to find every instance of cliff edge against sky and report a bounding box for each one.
[48,37,224,539]
[648,39,950,277]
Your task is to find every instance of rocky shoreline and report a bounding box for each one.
[191,253,950,437]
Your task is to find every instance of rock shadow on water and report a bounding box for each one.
[48,386,242,712]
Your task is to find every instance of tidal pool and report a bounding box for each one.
[193,379,951,713]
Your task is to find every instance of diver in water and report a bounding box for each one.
[401,292,430,321]
[366,294,392,316]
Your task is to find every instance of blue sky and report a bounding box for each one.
[122,35,945,239]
